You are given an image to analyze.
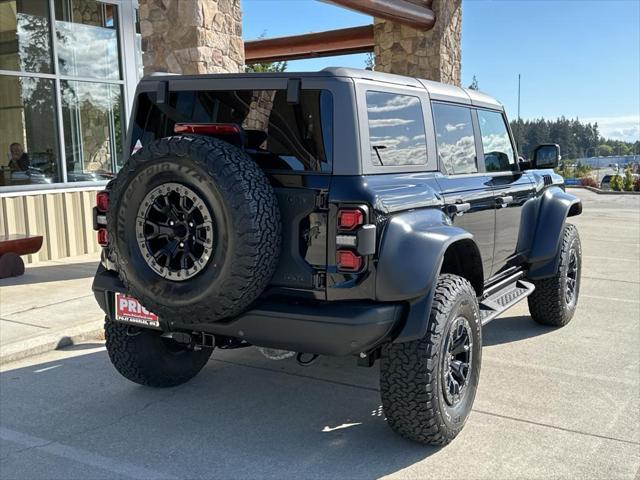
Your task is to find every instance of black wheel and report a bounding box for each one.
[528,223,581,327]
[106,136,281,324]
[104,319,212,387]
[380,274,482,445]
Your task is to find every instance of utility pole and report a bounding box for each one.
[516,74,522,152]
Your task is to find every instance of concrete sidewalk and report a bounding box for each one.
[0,254,103,364]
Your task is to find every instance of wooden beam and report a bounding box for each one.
[321,0,435,30]
[245,25,374,64]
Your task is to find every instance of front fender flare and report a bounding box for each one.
[527,186,582,279]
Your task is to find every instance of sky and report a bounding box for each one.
[242,0,640,142]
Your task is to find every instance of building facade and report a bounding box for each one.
[1,0,461,263]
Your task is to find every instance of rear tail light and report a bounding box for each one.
[96,191,109,212]
[97,228,109,247]
[336,249,362,272]
[337,208,364,231]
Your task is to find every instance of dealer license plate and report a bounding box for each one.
[114,293,161,329]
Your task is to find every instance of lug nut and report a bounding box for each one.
[169,220,175,226]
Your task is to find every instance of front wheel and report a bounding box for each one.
[105,319,212,387]
[528,223,582,327]
[380,274,482,445]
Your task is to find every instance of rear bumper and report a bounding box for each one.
[92,266,403,356]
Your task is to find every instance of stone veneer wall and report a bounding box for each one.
[139,0,244,75]
[373,0,461,85]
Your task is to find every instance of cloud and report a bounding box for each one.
[369,118,415,128]
[368,95,420,114]
[580,115,640,142]
[445,122,467,132]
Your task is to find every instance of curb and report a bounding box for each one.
[566,185,640,195]
[0,320,104,366]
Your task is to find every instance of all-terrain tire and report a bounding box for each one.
[106,135,281,325]
[380,274,482,445]
[528,223,581,327]
[105,319,212,387]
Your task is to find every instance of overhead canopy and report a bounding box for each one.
[321,0,435,29]
[245,25,375,64]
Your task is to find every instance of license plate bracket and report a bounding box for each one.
[114,293,161,330]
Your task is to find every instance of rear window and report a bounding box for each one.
[130,89,333,172]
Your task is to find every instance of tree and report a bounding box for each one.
[245,61,287,73]
[597,144,614,157]
[365,52,375,70]
[610,174,623,191]
[468,75,479,90]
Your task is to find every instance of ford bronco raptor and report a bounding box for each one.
[92,68,582,445]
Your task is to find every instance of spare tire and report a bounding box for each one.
[107,135,281,324]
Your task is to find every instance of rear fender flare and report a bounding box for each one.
[375,209,478,343]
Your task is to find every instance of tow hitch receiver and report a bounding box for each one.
[161,331,215,349]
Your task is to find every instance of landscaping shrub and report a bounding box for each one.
[610,174,623,191]
[623,168,634,192]
[634,177,640,192]
[580,177,598,188]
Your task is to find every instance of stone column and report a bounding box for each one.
[139,0,244,75]
[373,0,461,85]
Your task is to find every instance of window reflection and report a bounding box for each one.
[0,1,53,73]
[61,81,123,182]
[477,109,516,172]
[55,0,121,80]
[366,91,427,167]
[432,103,477,174]
[0,76,60,186]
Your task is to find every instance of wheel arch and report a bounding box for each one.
[375,208,483,343]
[526,186,582,279]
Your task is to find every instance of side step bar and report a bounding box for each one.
[480,277,535,326]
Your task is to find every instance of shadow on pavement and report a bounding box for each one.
[0,347,439,479]
[0,262,98,287]
[483,315,555,346]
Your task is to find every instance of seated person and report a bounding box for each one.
[8,142,30,172]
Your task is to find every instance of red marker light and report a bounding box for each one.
[97,228,108,247]
[337,250,362,272]
[96,191,109,213]
[337,209,364,231]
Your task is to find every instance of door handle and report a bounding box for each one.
[496,195,513,206]
[446,202,471,217]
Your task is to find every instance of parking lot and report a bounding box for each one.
[0,188,638,479]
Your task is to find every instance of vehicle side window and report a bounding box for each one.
[432,103,477,174]
[477,109,516,172]
[366,91,428,167]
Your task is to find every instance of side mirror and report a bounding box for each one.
[532,144,561,169]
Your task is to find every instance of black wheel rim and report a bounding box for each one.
[442,316,473,407]
[136,183,214,281]
[565,248,578,306]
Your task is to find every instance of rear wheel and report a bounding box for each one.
[104,319,212,387]
[380,274,482,445]
[528,224,581,327]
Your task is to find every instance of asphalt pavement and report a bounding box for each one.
[0,188,638,479]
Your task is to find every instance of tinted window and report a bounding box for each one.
[366,91,427,167]
[477,109,516,172]
[432,103,477,174]
[131,89,333,172]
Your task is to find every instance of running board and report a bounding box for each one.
[479,279,535,326]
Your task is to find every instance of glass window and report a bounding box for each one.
[130,89,333,173]
[0,76,61,186]
[61,80,123,182]
[54,0,121,80]
[432,103,477,175]
[477,109,517,172]
[0,1,53,73]
[366,91,427,167]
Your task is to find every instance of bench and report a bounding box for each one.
[0,234,43,279]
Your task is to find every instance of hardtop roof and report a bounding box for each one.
[142,67,503,110]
